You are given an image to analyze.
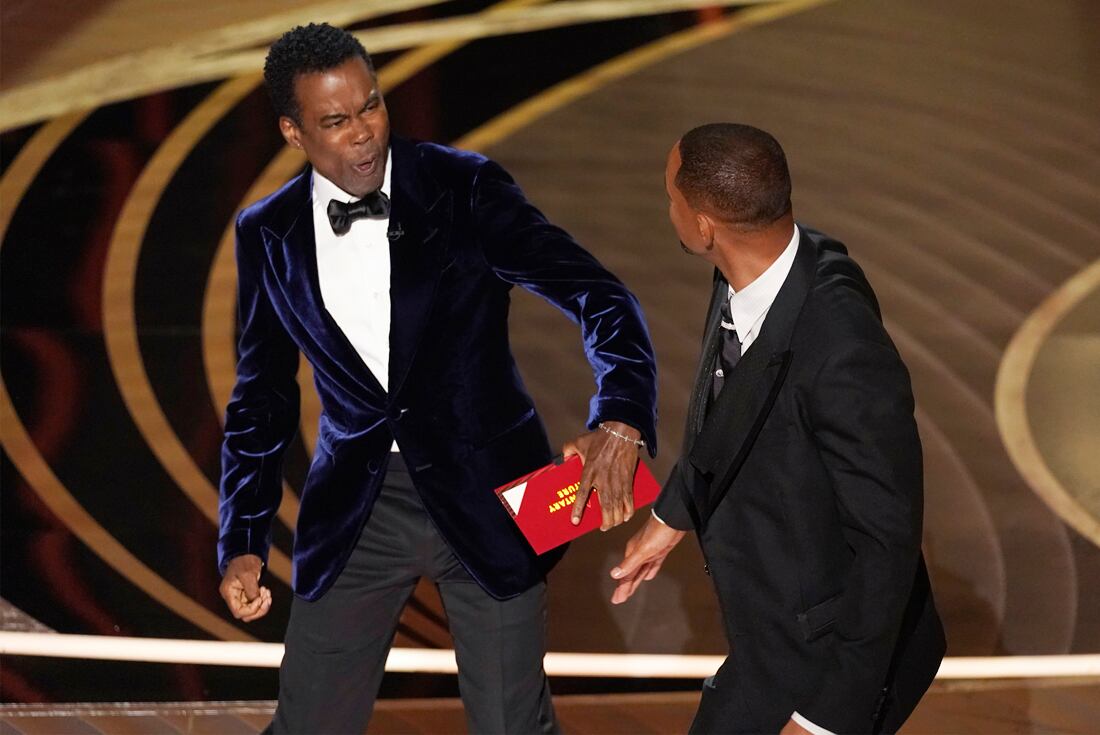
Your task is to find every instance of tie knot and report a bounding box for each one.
[327,190,390,235]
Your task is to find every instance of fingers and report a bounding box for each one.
[240,586,273,622]
[596,468,634,531]
[223,579,272,622]
[625,563,654,598]
[571,484,593,526]
[221,579,244,618]
[567,432,596,526]
[597,465,624,531]
[221,577,251,620]
[583,456,621,531]
[590,481,627,531]
[611,578,635,605]
[219,554,267,622]
[574,446,596,525]
[610,544,647,582]
[567,427,640,529]
[610,562,656,605]
[240,567,261,601]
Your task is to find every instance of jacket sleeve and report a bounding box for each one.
[217,213,300,573]
[797,336,924,731]
[652,459,697,530]
[472,159,658,455]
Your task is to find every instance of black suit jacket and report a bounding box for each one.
[655,227,945,734]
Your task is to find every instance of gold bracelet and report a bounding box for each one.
[598,422,645,448]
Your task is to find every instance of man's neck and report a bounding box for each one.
[711,218,795,291]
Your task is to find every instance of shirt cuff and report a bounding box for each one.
[791,712,836,735]
[651,507,668,525]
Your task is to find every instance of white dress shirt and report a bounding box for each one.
[311,154,399,450]
[653,227,833,734]
[722,225,799,354]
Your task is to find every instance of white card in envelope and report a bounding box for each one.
[501,481,527,514]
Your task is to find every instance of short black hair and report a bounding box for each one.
[264,22,374,125]
[676,123,792,229]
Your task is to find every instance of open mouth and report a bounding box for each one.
[354,156,379,176]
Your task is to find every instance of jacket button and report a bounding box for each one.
[367,459,380,474]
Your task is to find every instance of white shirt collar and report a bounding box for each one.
[726,226,800,347]
[310,149,392,209]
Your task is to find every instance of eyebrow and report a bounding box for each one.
[318,89,379,124]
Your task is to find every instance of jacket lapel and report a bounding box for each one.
[668,271,726,528]
[687,228,818,524]
[686,271,727,440]
[260,167,385,396]
[386,137,453,398]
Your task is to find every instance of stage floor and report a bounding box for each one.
[2,682,1100,734]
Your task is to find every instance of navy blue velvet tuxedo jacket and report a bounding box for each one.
[218,137,657,601]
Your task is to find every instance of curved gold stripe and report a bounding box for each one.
[1,0,782,132]
[456,0,835,151]
[0,116,84,233]
[995,258,1100,549]
[101,73,295,584]
[0,116,252,642]
[201,0,551,455]
[0,381,252,643]
[0,0,451,133]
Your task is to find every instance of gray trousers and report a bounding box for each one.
[269,454,559,734]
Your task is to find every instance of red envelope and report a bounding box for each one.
[495,455,661,554]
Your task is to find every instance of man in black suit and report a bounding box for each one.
[610,124,945,734]
[215,23,657,734]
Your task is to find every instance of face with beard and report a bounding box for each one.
[666,143,712,257]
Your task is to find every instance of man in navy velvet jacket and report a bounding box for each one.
[215,23,657,734]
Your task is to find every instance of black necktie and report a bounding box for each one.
[327,191,390,235]
[709,296,742,406]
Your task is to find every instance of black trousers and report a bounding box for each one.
[270,454,559,734]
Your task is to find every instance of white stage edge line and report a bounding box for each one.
[2,632,1100,679]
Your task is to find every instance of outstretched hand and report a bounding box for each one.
[562,421,641,531]
[609,515,686,604]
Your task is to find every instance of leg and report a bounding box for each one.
[270,458,424,734]
[272,578,415,734]
[437,567,558,734]
[689,658,761,735]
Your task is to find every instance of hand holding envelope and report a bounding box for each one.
[495,455,661,555]
[561,420,644,530]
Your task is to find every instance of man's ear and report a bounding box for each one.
[279,116,303,149]
[696,212,716,250]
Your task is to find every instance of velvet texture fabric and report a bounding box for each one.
[219,137,657,601]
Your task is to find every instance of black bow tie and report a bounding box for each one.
[327,191,390,235]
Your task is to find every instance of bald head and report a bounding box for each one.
[675,123,792,230]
